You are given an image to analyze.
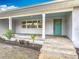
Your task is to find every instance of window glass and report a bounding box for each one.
[22,25,26,28]
[22,21,26,24]
[32,21,38,28]
[38,20,42,28]
[22,20,42,28]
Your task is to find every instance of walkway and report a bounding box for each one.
[39,37,78,59]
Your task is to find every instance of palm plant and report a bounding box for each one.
[4,29,14,40]
[31,34,36,44]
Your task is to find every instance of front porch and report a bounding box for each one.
[0,11,72,40]
[39,37,78,59]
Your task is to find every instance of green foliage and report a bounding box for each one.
[4,29,14,39]
[31,35,36,43]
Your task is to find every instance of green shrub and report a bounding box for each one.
[31,35,37,43]
[4,29,14,39]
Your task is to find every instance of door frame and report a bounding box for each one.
[53,19,62,35]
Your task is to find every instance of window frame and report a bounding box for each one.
[21,20,42,28]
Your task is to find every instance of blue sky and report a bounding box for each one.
[0,0,52,7]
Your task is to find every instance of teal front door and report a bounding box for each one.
[54,19,62,35]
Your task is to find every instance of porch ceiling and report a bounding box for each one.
[12,12,71,20]
[13,15,42,20]
[0,18,8,20]
[46,12,71,18]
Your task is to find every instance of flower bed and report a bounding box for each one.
[0,38,42,51]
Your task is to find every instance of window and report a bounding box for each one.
[22,21,26,24]
[27,21,33,28]
[38,20,42,28]
[22,21,26,28]
[22,25,26,28]
[21,20,42,28]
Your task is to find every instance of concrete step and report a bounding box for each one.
[39,37,78,59]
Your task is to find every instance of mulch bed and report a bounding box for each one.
[0,37,42,51]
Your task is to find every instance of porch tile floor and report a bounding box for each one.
[39,37,78,59]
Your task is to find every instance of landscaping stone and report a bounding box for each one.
[39,37,78,59]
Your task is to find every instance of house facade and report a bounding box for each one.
[0,0,79,48]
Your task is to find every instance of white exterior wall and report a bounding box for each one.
[14,19,53,35]
[72,7,79,48]
[15,19,42,34]
[65,13,72,39]
[45,18,53,35]
[14,16,66,35]
[0,12,69,37]
[12,20,16,33]
[0,19,9,34]
[62,18,66,35]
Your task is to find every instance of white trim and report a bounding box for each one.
[12,8,73,18]
[42,14,45,39]
[0,17,8,19]
[0,8,72,19]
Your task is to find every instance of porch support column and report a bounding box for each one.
[72,7,79,48]
[42,14,45,39]
[9,17,12,30]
